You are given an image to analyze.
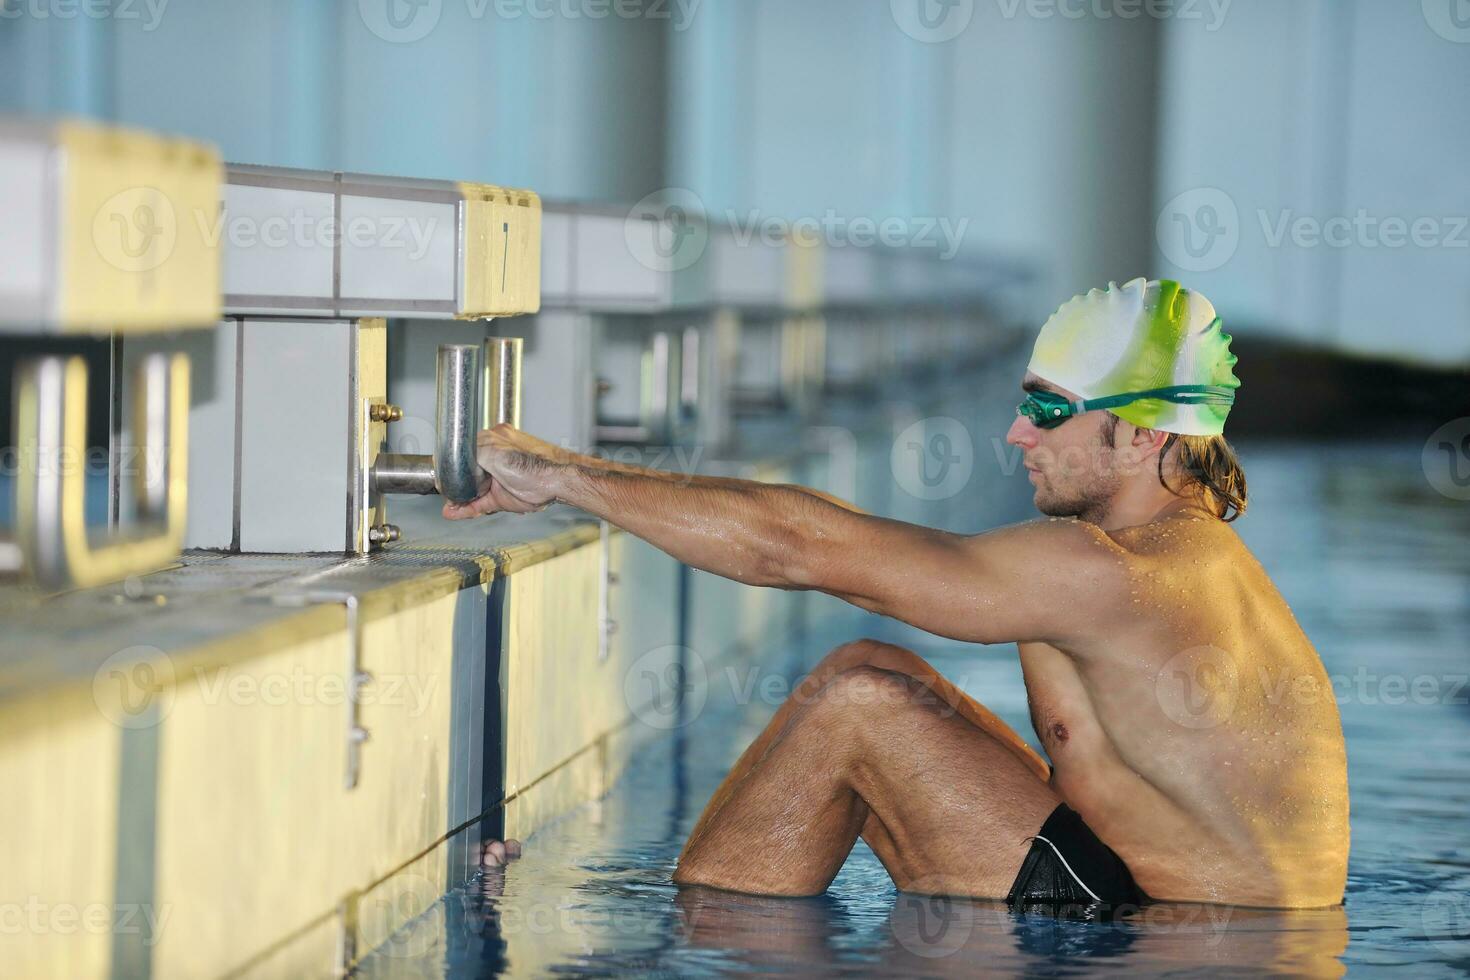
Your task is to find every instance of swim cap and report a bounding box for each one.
[1027,278,1240,436]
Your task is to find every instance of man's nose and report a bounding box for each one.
[1006,415,1039,448]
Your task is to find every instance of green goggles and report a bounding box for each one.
[1017,385,1237,430]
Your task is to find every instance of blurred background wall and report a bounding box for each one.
[2,0,1467,369]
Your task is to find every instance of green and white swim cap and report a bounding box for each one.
[1027,278,1241,436]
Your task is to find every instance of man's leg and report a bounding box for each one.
[689,639,1049,833]
[674,654,1059,897]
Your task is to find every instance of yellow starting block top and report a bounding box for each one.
[0,117,223,334]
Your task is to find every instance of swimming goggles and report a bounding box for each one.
[1017,385,1237,430]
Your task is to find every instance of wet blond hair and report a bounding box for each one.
[1106,417,1248,522]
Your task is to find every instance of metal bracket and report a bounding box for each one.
[268,591,373,790]
[597,520,617,662]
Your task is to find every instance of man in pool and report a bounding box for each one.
[447,278,1350,912]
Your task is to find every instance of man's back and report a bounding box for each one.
[1018,512,1350,907]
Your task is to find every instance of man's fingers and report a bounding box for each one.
[442,493,501,520]
[442,474,549,520]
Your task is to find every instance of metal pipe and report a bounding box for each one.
[434,344,483,504]
[136,352,172,521]
[482,337,522,429]
[371,454,436,496]
[374,339,520,502]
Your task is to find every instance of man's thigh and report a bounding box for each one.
[816,639,1050,781]
[842,668,1060,898]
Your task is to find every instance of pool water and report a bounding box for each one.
[355,438,1470,978]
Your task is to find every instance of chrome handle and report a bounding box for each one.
[482,337,522,430]
[434,344,483,504]
[372,338,522,504]
[15,352,189,591]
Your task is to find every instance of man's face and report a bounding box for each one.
[1005,372,1123,521]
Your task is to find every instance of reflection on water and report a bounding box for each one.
[356,439,1470,978]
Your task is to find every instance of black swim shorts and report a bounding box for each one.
[1006,803,1148,918]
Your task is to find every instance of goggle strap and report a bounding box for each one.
[1075,384,1236,415]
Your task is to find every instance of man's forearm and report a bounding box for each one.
[553,454,847,589]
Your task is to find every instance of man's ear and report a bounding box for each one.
[1129,425,1172,459]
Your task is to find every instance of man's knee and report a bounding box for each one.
[817,638,921,677]
[800,665,932,735]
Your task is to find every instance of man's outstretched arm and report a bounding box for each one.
[449,426,1126,647]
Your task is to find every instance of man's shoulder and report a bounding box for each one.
[973,518,1135,605]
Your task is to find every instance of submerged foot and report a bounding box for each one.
[481,838,523,868]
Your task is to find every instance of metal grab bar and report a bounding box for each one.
[434,344,483,503]
[482,337,522,430]
[372,338,521,503]
[15,352,189,591]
